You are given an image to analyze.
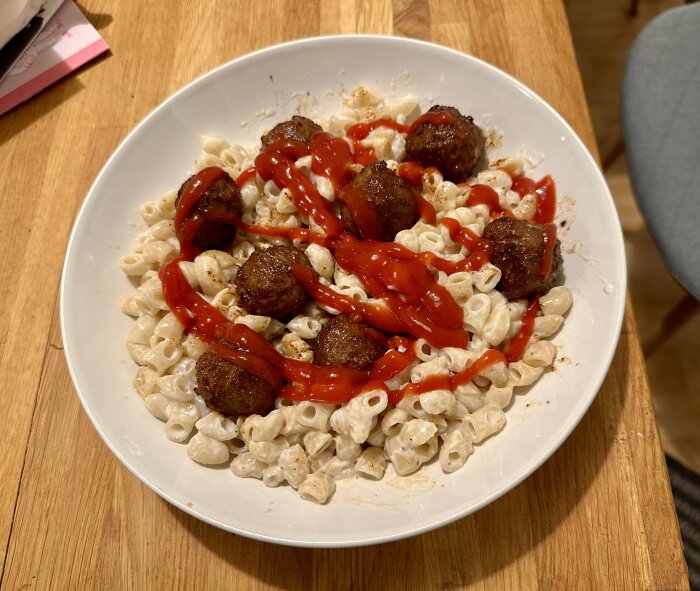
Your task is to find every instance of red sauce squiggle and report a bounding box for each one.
[370,347,416,381]
[175,167,226,226]
[160,257,282,387]
[342,110,453,142]
[238,222,328,247]
[399,348,506,401]
[159,114,557,404]
[440,217,493,260]
[255,139,345,238]
[505,299,540,363]
[332,239,464,334]
[342,110,453,169]
[346,119,409,141]
[250,139,468,349]
[467,184,502,214]
[397,162,425,187]
[510,175,536,199]
[280,338,419,405]
[161,161,475,402]
[407,111,454,135]
[464,174,557,227]
[534,175,556,224]
[413,191,437,224]
[175,167,227,259]
[236,166,257,188]
[292,262,467,349]
[309,132,355,189]
[197,333,282,390]
[336,184,382,240]
[283,347,504,405]
[178,209,329,247]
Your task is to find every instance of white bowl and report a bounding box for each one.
[61,35,626,547]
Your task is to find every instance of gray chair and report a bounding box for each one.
[622,2,700,355]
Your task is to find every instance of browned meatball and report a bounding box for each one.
[176,172,243,250]
[405,105,485,183]
[482,217,563,300]
[337,160,418,242]
[261,115,323,148]
[234,245,313,320]
[195,351,277,418]
[313,314,387,370]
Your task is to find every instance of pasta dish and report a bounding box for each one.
[118,87,572,504]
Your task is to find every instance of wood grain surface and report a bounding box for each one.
[0,0,690,589]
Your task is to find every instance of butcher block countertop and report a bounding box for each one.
[0,0,690,589]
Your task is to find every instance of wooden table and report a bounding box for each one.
[0,1,690,589]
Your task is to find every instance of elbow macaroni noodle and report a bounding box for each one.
[119,89,572,504]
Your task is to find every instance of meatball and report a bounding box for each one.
[176,172,243,250]
[234,245,313,320]
[405,105,485,183]
[338,160,418,242]
[195,351,277,418]
[482,217,563,300]
[313,314,387,370]
[261,115,323,148]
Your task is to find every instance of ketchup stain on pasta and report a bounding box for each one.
[255,138,345,238]
[504,299,540,363]
[159,259,281,387]
[534,175,556,224]
[235,166,257,188]
[510,175,536,198]
[498,172,556,225]
[401,348,506,398]
[309,131,355,188]
[346,118,410,140]
[396,162,426,187]
[346,118,409,166]
[440,217,494,271]
[160,113,559,405]
[467,184,502,214]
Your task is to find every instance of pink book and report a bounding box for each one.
[0,0,109,116]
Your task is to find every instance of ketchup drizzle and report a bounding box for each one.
[398,349,506,401]
[309,132,355,188]
[534,175,556,224]
[467,184,502,214]
[414,192,437,224]
[407,111,454,135]
[345,120,409,166]
[175,167,227,259]
[255,139,345,238]
[236,166,257,188]
[346,118,409,141]
[161,160,472,403]
[336,184,382,240]
[438,217,494,273]
[397,162,425,187]
[159,114,559,405]
[505,299,540,363]
[159,256,282,387]
[510,175,536,199]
